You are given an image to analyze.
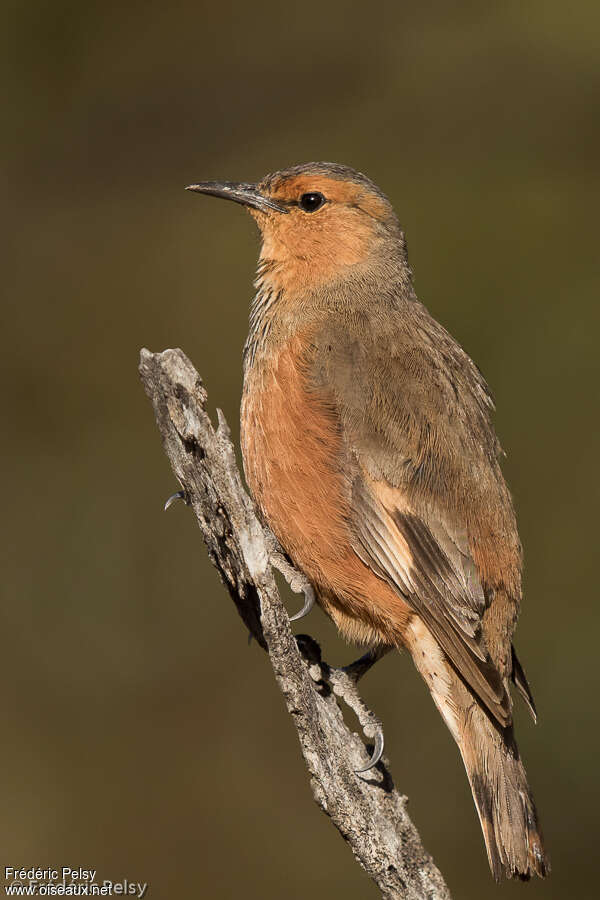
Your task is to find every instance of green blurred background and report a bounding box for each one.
[2,1,599,897]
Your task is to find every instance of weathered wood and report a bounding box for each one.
[139,347,452,900]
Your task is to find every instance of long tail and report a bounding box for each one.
[406,619,550,880]
[458,695,549,880]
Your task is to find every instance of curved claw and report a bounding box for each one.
[164,490,187,511]
[289,586,316,622]
[355,727,384,774]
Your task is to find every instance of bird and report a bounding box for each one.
[185,162,549,881]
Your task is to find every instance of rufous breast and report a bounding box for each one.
[240,331,412,646]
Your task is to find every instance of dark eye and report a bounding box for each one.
[299,192,326,212]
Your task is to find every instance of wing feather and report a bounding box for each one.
[310,307,519,728]
[352,476,511,727]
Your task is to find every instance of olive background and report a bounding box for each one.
[3,2,599,897]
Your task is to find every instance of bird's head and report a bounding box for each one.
[187,162,409,293]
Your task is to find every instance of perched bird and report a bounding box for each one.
[186,163,549,881]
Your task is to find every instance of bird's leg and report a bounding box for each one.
[264,528,316,622]
[262,522,388,772]
[163,498,314,620]
[296,636,390,775]
[330,646,391,773]
[342,645,392,684]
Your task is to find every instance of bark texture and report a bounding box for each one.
[139,347,452,900]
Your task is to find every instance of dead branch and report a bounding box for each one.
[139,347,451,900]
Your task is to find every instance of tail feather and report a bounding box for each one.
[406,619,550,880]
[460,703,549,880]
[511,644,537,723]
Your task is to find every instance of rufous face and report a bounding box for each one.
[186,164,403,292]
[251,174,397,280]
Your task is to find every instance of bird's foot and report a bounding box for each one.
[295,636,387,774]
[163,489,189,511]
[264,530,315,622]
[329,661,386,773]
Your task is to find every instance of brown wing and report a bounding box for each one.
[352,474,512,727]
[311,302,521,728]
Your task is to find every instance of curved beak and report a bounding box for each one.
[185,181,288,214]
